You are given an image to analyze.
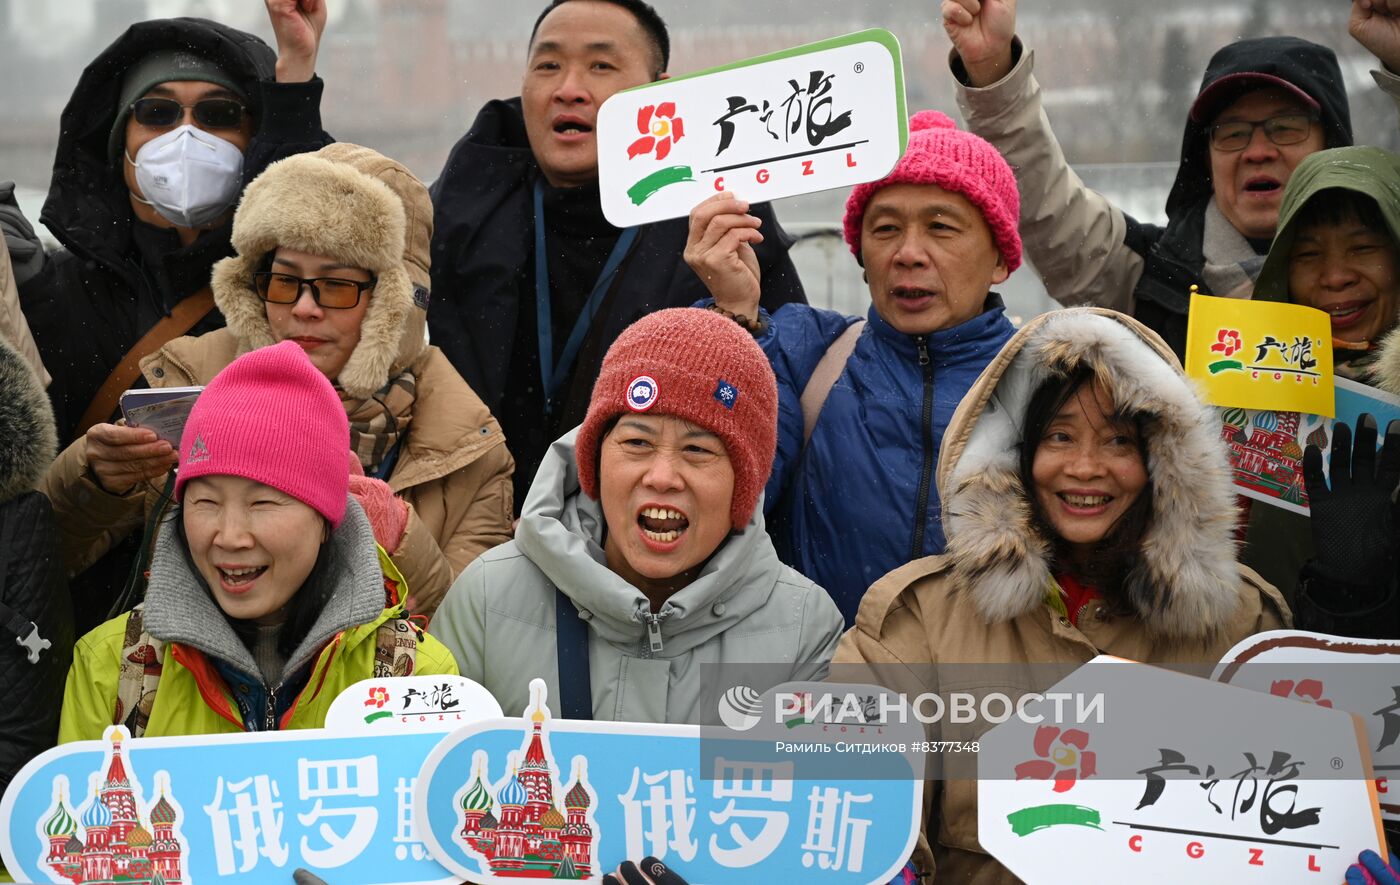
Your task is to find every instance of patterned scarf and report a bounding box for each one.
[341,370,417,476]
[1200,199,1267,299]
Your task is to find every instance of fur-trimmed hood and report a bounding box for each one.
[210,143,432,398]
[0,337,57,504]
[937,308,1242,638]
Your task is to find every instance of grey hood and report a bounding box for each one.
[143,497,386,687]
[515,428,783,656]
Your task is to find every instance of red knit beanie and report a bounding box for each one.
[175,340,351,527]
[843,110,1022,272]
[576,308,778,531]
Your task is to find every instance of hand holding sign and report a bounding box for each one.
[942,0,1018,87]
[1303,414,1400,590]
[684,193,763,320]
[1347,850,1400,885]
[603,857,692,885]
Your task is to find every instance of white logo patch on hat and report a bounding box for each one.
[627,375,659,412]
[187,435,210,464]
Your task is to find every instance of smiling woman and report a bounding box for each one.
[834,307,1290,883]
[431,308,844,725]
[57,342,459,742]
[1256,145,1400,380]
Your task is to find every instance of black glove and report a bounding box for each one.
[292,869,329,885]
[602,856,691,885]
[1303,414,1400,589]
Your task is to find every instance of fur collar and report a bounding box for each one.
[1371,330,1400,398]
[0,338,56,504]
[939,308,1242,638]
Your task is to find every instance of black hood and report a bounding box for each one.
[1164,36,1352,224]
[40,18,275,275]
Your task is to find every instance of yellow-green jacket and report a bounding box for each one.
[59,500,457,742]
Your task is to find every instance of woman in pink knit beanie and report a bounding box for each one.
[59,341,457,741]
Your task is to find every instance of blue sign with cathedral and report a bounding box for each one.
[2,678,923,884]
[416,679,923,883]
[1,725,454,884]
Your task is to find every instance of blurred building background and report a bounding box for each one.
[1,0,1391,319]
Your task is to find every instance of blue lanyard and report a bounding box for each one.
[533,179,639,414]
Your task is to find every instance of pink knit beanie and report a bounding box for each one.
[175,340,350,527]
[843,110,1022,272]
[576,308,778,531]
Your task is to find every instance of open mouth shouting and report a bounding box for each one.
[552,114,594,139]
[1242,175,1282,199]
[888,285,937,312]
[637,505,689,548]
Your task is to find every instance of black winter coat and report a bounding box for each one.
[19,17,329,443]
[0,340,70,794]
[427,98,808,507]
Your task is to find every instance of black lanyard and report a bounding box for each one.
[533,179,638,415]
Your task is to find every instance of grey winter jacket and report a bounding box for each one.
[430,428,844,724]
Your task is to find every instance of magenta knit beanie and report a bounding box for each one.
[175,340,350,527]
[843,110,1022,272]
[576,308,778,531]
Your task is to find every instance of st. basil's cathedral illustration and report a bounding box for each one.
[454,686,598,878]
[36,728,188,885]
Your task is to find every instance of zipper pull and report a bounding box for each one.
[644,614,665,654]
[264,689,277,732]
[915,335,930,366]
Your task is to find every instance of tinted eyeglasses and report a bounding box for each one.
[130,97,247,129]
[252,272,376,310]
[1207,113,1318,152]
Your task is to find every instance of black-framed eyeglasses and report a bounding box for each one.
[252,272,376,310]
[1207,113,1319,152]
[131,97,247,129]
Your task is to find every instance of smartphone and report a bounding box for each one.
[119,386,203,447]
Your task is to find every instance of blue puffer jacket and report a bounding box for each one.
[757,297,1015,625]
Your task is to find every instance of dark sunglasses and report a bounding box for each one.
[252,272,376,310]
[130,97,247,129]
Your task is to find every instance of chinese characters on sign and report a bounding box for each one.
[597,30,907,227]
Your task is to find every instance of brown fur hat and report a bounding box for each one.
[210,143,431,398]
[937,308,1242,639]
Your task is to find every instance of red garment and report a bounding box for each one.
[1054,571,1103,627]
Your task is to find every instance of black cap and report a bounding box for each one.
[1165,36,1352,223]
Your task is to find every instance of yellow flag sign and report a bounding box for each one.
[1184,291,1334,416]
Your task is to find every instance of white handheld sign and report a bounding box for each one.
[978,656,1385,884]
[596,30,907,227]
[1215,630,1400,821]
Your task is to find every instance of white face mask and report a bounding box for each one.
[126,124,244,229]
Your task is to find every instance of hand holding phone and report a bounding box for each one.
[119,386,202,447]
[83,422,178,496]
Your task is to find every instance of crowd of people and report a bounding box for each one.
[2,0,1400,880]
